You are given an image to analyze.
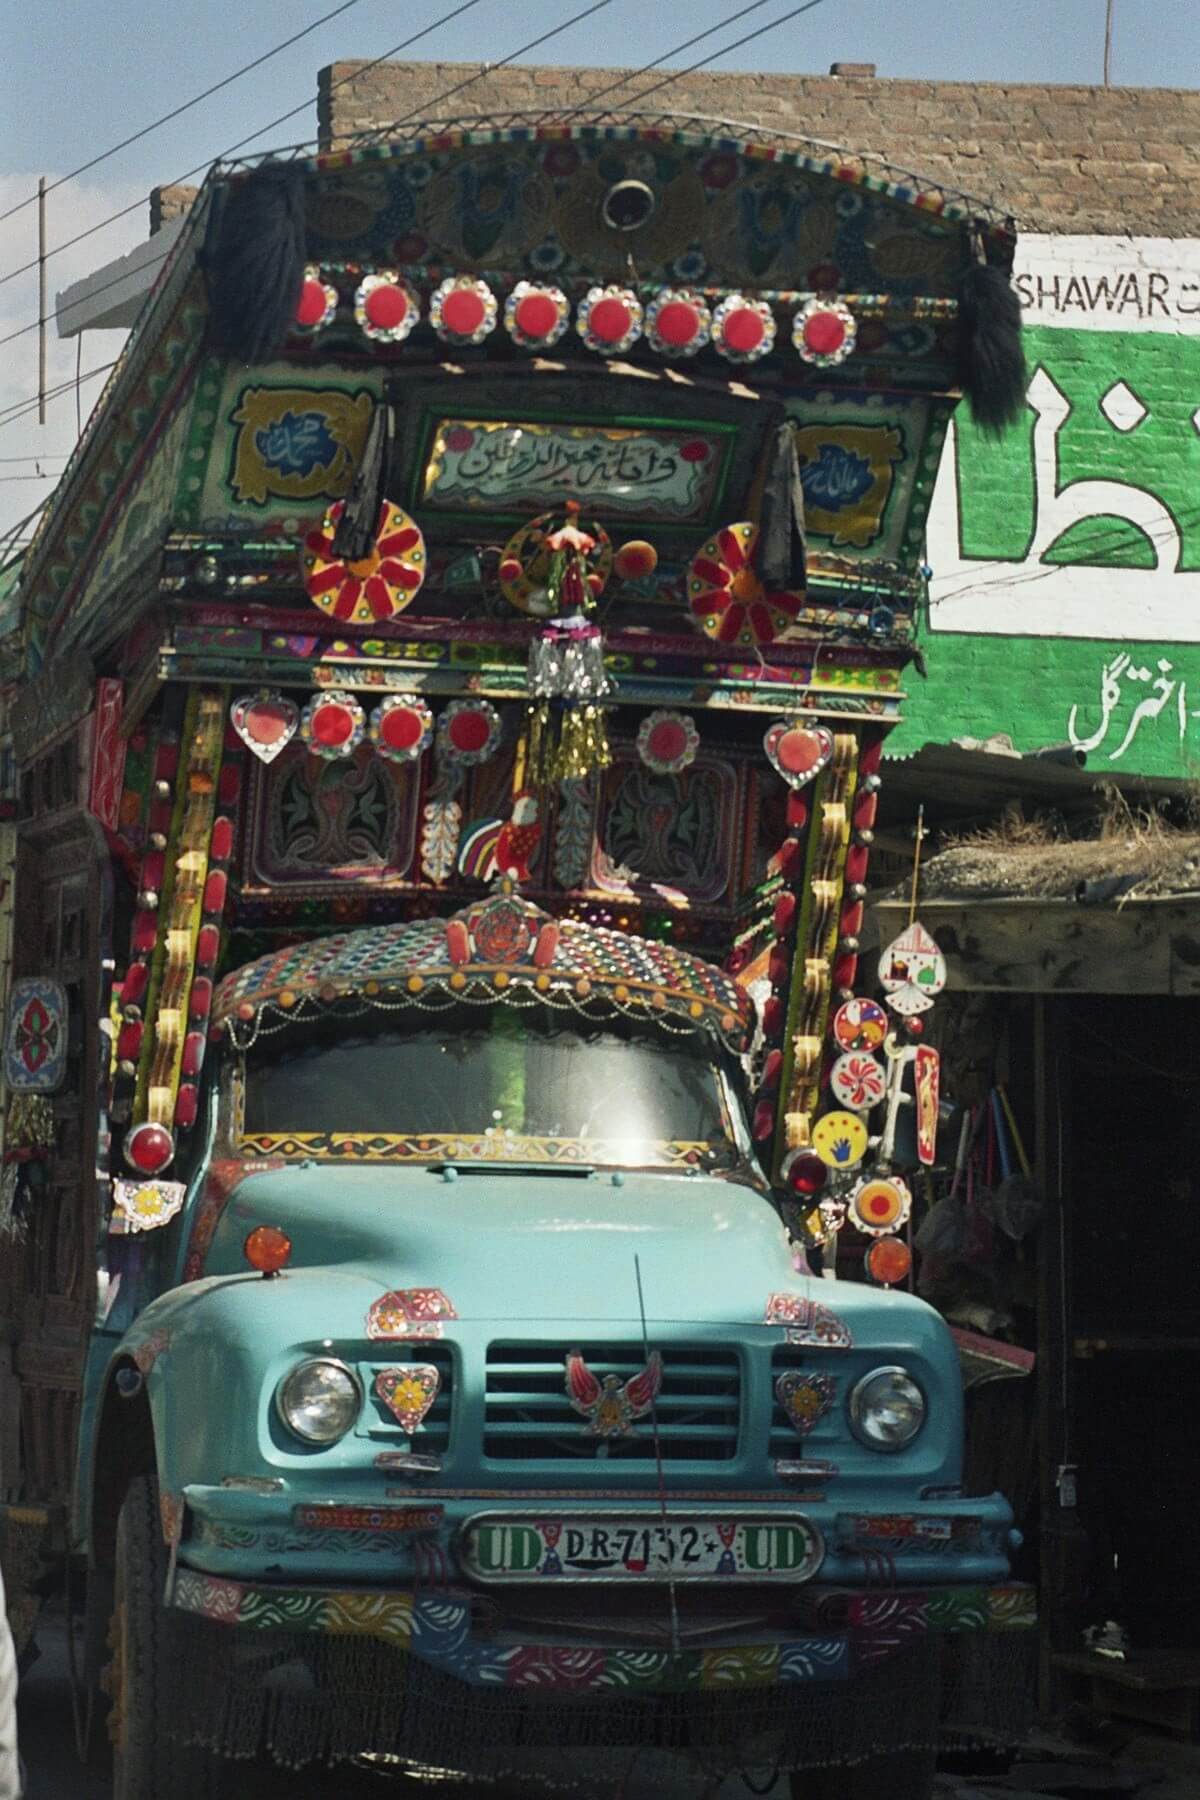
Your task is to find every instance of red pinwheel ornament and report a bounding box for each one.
[301,499,426,625]
[687,522,804,647]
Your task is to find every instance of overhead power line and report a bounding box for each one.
[0,0,371,229]
[556,0,780,120]
[0,0,490,295]
[613,0,830,113]
[0,361,118,433]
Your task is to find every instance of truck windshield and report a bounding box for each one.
[240,1006,747,1170]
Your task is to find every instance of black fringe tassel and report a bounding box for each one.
[958,261,1028,437]
[203,165,307,365]
[331,403,390,563]
[758,416,808,591]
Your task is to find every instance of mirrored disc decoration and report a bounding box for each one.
[811,1109,869,1171]
[300,690,366,760]
[636,709,699,775]
[294,265,338,334]
[793,298,857,367]
[711,293,776,363]
[644,288,712,358]
[829,1051,887,1112]
[576,285,644,356]
[230,691,299,765]
[111,1179,186,1234]
[430,276,497,345]
[879,920,947,1017]
[763,720,834,789]
[369,695,434,764]
[301,500,426,625]
[504,281,571,349]
[354,272,420,343]
[848,1174,913,1238]
[437,699,501,767]
[831,996,889,1053]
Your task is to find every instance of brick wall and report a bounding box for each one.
[149,183,201,235]
[319,60,1200,235]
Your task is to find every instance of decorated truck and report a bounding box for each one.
[0,108,1030,1797]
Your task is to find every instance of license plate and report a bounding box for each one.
[461,1512,823,1584]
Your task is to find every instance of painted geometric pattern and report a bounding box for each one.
[173,1574,1033,1690]
[239,1132,714,1167]
[213,897,752,1049]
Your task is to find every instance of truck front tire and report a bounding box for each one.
[110,1473,222,1800]
[790,1745,937,1799]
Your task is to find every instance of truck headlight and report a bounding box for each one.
[276,1358,361,1445]
[848,1366,926,1452]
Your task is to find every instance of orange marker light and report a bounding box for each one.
[865,1236,912,1287]
[244,1225,292,1277]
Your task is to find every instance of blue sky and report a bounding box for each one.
[1,0,1197,534]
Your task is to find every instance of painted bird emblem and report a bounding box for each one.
[565,1348,663,1439]
[457,790,542,883]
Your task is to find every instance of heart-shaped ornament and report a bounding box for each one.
[375,1364,441,1433]
[231,692,299,765]
[763,721,834,789]
[775,1370,837,1437]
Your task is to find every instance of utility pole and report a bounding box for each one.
[1103,0,1114,87]
[37,178,47,426]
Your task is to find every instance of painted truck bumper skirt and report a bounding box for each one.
[170,1569,1035,1694]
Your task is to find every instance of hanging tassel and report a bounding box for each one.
[958,260,1027,436]
[757,413,808,593]
[203,164,308,365]
[331,403,392,563]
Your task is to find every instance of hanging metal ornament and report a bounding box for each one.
[637,710,699,775]
[294,265,338,334]
[711,293,776,364]
[848,1174,912,1238]
[829,1051,887,1113]
[374,1364,441,1433]
[301,499,426,625]
[811,1109,869,1171]
[369,695,434,764]
[793,297,857,367]
[354,272,420,343]
[915,1044,941,1167]
[230,692,299,765]
[687,523,804,647]
[763,720,834,789]
[437,699,501,768]
[504,280,571,349]
[300,690,366,760]
[430,276,497,346]
[644,288,712,358]
[831,996,889,1053]
[576,284,644,355]
[878,919,947,1017]
[775,1369,837,1437]
[499,506,613,617]
[112,1179,186,1234]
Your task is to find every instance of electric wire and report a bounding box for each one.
[605,0,830,115]
[0,0,371,227]
[554,0,781,120]
[0,362,117,432]
[0,0,491,295]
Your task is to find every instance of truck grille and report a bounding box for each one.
[362,1346,454,1454]
[485,1342,740,1463]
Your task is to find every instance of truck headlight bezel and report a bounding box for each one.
[276,1357,362,1445]
[847,1365,926,1452]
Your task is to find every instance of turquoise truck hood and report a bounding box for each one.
[197,1163,936,1337]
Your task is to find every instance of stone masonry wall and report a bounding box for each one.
[319,60,1200,236]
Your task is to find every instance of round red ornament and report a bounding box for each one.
[125,1120,174,1176]
[430,277,497,345]
[300,690,366,760]
[711,293,776,364]
[295,268,338,333]
[577,285,643,355]
[793,298,857,367]
[636,709,699,775]
[301,499,426,626]
[645,288,712,358]
[354,272,420,343]
[369,695,433,764]
[504,281,570,349]
[437,699,501,767]
[763,720,835,790]
[613,539,659,583]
